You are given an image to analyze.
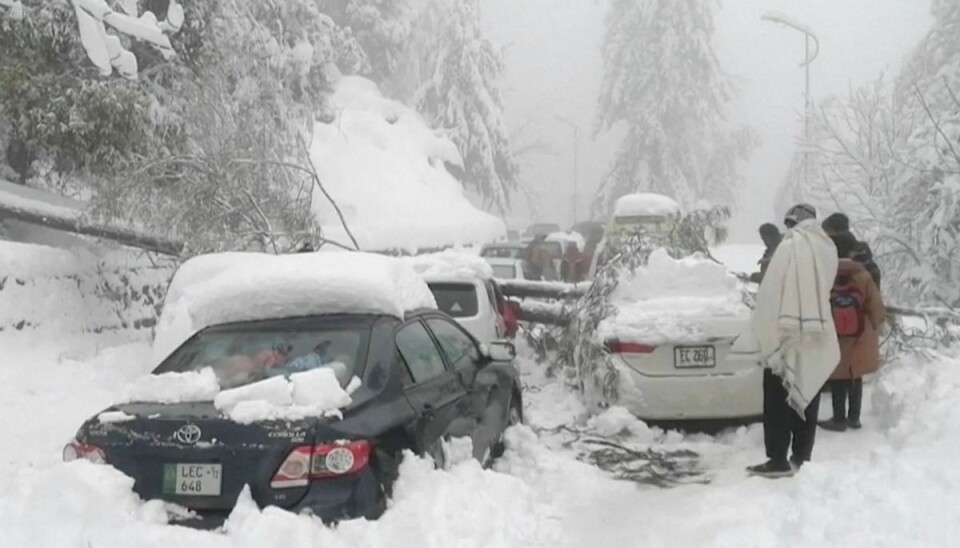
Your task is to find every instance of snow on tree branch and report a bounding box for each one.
[0,0,23,20]
[69,0,183,79]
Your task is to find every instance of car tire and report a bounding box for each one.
[427,437,448,470]
[488,392,523,463]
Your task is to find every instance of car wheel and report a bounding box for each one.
[488,393,523,463]
[427,438,448,470]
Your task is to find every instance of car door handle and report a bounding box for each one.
[422,403,435,417]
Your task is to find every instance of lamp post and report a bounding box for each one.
[554,116,580,225]
[761,11,820,188]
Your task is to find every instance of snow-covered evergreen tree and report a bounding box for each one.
[415,0,518,214]
[320,0,411,82]
[595,0,751,213]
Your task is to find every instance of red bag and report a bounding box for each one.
[831,283,865,338]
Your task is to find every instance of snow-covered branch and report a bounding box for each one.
[0,0,24,20]
[70,0,184,79]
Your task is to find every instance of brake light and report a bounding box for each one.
[63,441,107,464]
[604,340,658,354]
[270,441,372,489]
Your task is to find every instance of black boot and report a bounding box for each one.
[820,380,848,431]
[847,379,863,429]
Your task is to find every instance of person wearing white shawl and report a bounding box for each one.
[740,204,840,478]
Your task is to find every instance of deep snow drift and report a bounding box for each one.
[311,77,506,252]
[3,245,960,547]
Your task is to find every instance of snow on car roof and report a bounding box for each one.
[152,251,436,365]
[597,249,748,344]
[613,193,681,218]
[405,250,494,282]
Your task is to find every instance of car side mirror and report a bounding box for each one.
[482,341,516,363]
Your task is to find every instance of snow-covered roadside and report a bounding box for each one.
[3,327,960,547]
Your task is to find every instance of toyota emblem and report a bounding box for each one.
[174,424,202,445]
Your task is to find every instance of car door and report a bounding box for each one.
[424,316,504,461]
[395,319,469,463]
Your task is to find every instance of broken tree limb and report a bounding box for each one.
[0,180,183,256]
[500,279,588,301]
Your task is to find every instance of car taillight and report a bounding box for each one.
[63,441,107,464]
[270,441,372,489]
[604,340,658,354]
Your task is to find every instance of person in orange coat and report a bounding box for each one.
[820,232,886,431]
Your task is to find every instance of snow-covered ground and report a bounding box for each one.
[2,244,960,547]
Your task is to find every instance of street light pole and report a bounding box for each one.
[555,116,580,225]
[761,12,819,189]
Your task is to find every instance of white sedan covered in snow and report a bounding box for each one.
[597,249,761,422]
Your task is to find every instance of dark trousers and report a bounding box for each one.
[828,379,863,421]
[763,369,821,463]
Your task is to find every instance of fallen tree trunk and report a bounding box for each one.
[0,180,183,256]
[517,300,572,327]
[500,279,588,301]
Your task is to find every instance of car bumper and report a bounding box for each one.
[612,356,764,421]
[166,470,385,530]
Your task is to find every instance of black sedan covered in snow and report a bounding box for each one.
[65,310,522,528]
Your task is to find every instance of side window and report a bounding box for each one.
[396,322,448,384]
[427,318,480,370]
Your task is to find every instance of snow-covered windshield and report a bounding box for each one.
[156,323,369,391]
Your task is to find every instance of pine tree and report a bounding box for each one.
[415,0,518,214]
[320,0,411,82]
[595,0,750,213]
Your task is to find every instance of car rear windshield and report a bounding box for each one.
[158,321,369,390]
[491,264,517,279]
[428,283,479,318]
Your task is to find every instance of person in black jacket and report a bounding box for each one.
[749,223,782,283]
[822,213,881,287]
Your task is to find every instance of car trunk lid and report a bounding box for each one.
[82,403,328,512]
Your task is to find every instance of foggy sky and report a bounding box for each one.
[482,0,932,241]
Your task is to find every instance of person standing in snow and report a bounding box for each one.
[741,203,841,478]
[561,242,588,283]
[523,235,547,280]
[749,223,782,283]
[822,213,881,288]
[819,232,886,432]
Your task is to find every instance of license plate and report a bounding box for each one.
[674,346,716,368]
[163,463,222,496]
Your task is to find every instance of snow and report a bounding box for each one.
[597,249,749,344]
[7,244,960,547]
[152,251,436,365]
[404,249,494,281]
[97,410,136,424]
[213,368,354,424]
[613,192,681,218]
[121,368,220,404]
[311,76,505,252]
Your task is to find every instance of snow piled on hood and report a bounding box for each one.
[312,76,505,252]
[152,251,436,365]
[213,368,358,424]
[597,249,749,344]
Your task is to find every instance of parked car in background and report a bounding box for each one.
[406,252,519,342]
[590,193,683,278]
[480,242,526,260]
[63,252,523,528]
[484,257,529,281]
[424,277,510,344]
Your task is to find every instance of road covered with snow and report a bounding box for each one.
[1,322,959,547]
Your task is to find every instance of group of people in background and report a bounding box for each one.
[744,205,886,478]
[522,235,592,283]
